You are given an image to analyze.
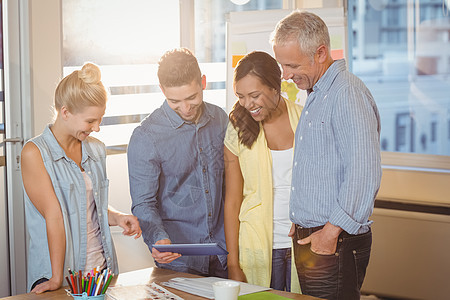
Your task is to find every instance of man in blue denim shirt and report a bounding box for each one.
[272,11,382,300]
[127,48,228,277]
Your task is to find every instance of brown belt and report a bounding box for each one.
[294,224,324,240]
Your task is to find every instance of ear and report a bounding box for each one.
[201,75,206,90]
[315,45,329,64]
[159,84,166,97]
[60,106,71,120]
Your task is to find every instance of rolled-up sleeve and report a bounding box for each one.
[329,86,382,234]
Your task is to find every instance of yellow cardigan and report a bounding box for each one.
[224,98,302,292]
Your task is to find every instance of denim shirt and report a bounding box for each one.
[290,59,382,235]
[23,125,118,291]
[128,101,228,274]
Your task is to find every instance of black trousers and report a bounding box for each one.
[293,225,372,300]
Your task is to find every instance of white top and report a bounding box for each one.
[271,148,294,249]
[83,171,106,274]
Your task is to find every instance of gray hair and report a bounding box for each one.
[270,10,331,60]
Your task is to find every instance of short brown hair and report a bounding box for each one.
[157,48,202,88]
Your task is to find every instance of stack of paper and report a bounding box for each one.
[161,277,270,299]
[106,283,184,300]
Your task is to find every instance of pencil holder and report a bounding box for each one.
[70,292,105,300]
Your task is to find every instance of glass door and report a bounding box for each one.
[0,0,11,296]
[2,0,26,295]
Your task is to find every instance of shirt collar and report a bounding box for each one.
[313,59,347,93]
[162,100,214,129]
[43,125,98,163]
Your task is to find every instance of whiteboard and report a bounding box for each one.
[225,7,347,112]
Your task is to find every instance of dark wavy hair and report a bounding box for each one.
[229,51,281,149]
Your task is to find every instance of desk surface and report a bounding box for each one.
[2,267,321,299]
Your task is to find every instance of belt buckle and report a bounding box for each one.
[295,224,309,239]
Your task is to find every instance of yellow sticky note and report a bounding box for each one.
[330,34,343,50]
[331,49,344,60]
[232,55,245,68]
[231,41,247,54]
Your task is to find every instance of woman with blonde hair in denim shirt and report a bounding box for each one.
[21,62,141,293]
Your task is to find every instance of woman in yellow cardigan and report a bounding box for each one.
[224,51,302,292]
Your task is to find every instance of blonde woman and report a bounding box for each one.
[21,63,141,293]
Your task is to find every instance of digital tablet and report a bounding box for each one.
[151,243,228,256]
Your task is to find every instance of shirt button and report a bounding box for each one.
[291,187,295,191]
[208,213,211,217]
[205,190,209,194]
[95,192,98,196]
[292,212,295,216]
[305,111,309,115]
[199,147,203,152]
[294,161,297,166]
[300,136,303,141]
[107,257,111,261]
[309,122,311,127]
[102,235,105,240]
[88,171,91,175]
[203,168,206,173]
[98,213,102,217]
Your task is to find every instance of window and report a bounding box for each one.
[395,112,415,152]
[193,0,283,111]
[62,0,180,152]
[431,120,437,142]
[349,0,450,157]
[448,118,450,140]
[63,0,283,153]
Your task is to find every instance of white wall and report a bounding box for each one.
[29,0,62,137]
[106,154,155,273]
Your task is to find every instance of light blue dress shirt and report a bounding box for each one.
[127,101,228,274]
[23,125,118,291]
[290,59,382,235]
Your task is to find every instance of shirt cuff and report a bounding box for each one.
[150,231,170,246]
[329,206,372,235]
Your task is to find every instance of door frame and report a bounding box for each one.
[3,0,30,295]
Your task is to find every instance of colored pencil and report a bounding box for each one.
[101,273,113,294]
[87,274,92,295]
[70,273,77,294]
[65,276,73,293]
[94,273,103,296]
[78,270,82,294]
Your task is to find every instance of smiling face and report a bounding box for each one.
[273,40,322,91]
[65,105,106,141]
[161,76,206,123]
[234,74,279,122]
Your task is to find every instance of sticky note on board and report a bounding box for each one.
[231,41,247,67]
[232,55,246,68]
[331,49,344,60]
[330,34,343,49]
[232,41,247,54]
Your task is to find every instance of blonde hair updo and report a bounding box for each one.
[54,62,107,114]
